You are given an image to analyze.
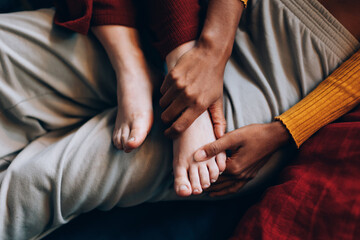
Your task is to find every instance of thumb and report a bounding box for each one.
[209,97,226,139]
[194,130,240,162]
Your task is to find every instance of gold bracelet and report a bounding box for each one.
[240,0,248,8]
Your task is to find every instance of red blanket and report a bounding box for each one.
[231,105,360,240]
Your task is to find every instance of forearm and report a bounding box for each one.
[276,50,360,148]
[166,0,244,67]
[198,0,245,61]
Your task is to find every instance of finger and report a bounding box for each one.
[164,107,204,138]
[209,181,247,197]
[207,180,234,192]
[208,98,226,139]
[160,68,178,94]
[161,97,187,124]
[159,84,179,109]
[240,157,268,179]
[211,175,235,185]
[194,130,243,162]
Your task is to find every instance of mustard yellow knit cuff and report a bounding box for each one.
[275,49,360,148]
[240,0,248,7]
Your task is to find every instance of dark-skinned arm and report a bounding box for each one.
[159,0,246,138]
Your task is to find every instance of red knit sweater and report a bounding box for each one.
[54,0,202,57]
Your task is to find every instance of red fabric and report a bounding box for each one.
[231,105,360,240]
[145,0,202,58]
[54,0,137,35]
[54,0,201,58]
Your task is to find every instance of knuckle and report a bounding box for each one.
[229,165,242,175]
[168,69,179,80]
[194,98,204,108]
[175,80,186,90]
[183,87,192,98]
[208,144,219,156]
[173,123,185,134]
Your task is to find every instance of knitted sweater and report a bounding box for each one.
[54,0,202,58]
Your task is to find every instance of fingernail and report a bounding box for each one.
[128,137,135,142]
[194,150,207,161]
[211,179,217,183]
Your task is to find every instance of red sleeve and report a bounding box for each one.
[54,0,137,35]
[147,0,203,58]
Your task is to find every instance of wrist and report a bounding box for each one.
[198,31,233,63]
[269,121,292,147]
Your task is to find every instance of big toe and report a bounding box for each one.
[125,128,147,151]
[174,167,192,197]
[112,128,123,150]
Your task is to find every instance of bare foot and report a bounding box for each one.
[173,111,226,196]
[166,41,226,196]
[112,63,154,152]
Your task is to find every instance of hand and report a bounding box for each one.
[160,41,228,138]
[194,122,292,196]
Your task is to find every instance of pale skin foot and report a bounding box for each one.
[113,68,154,152]
[92,25,155,152]
[167,41,226,196]
[173,111,225,196]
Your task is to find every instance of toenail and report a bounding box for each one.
[203,184,210,188]
[128,137,135,142]
[179,185,188,191]
[219,172,223,175]
[211,179,217,183]
[193,189,201,193]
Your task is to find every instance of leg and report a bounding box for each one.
[0,108,173,240]
[92,26,156,152]
[0,9,168,239]
[0,9,118,159]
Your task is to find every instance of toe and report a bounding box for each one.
[207,160,220,184]
[112,128,123,150]
[121,126,130,152]
[199,164,211,189]
[216,152,227,173]
[174,166,192,197]
[125,116,152,151]
[189,166,203,195]
[126,128,147,150]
